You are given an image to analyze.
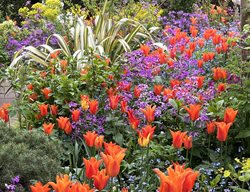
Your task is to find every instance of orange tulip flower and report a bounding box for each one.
[218,83,226,92]
[89,100,99,115]
[154,84,164,95]
[127,109,140,129]
[216,122,232,142]
[109,95,120,110]
[94,135,104,149]
[183,135,192,150]
[197,76,205,89]
[120,100,127,113]
[154,163,199,192]
[224,107,238,123]
[197,60,204,68]
[48,174,71,191]
[190,16,197,25]
[206,121,215,134]
[30,182,51,192]
[92,169,110,191]
[69,182,94,192]
[170,130,187,149]
[121,188,129,192]
[101,151,126,177]
[28,92,38,102]
[27,83,33,90]
[213,67,227,81]
[50,104,58,116]
[104,142,127,157]
[57,116,72,134]
[38,103,49,117]
[50,50,60,59]
[71,109,81,122]
[162,88,175,101]
[137,125,155,147]
[140,105,156,123]
[158,53,168,64]
[43,123,54,135]
[140,44,150,56]
[184,104,201,121]
[197,38,205,48]
[41,88,52,99]
[170,79,181,88]
[0,103,10,123]
[134,86,141,98]
[83,157,103,179]
[83,131,98,147]
[60,60,68,71]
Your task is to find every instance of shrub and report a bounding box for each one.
[0,126,63,189]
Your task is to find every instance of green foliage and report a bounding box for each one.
[0,126,63,189]
[159,0,198,13]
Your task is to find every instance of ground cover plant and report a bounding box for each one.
[0,0,250,191]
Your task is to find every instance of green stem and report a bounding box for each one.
[186,149,189,162]
[220,142,223,164]
[190,147,193,166]
[145,144,150,182]
[208,134,211,150]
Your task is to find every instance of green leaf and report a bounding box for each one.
[113,133,124,145]
[235,128,250,139]
[169,99,178,109]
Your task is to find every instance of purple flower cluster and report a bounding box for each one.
[4,176,20,192]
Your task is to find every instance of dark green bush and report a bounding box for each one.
[0,127,63,189]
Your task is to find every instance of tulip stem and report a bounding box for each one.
[186,149,189,161]
[190,147,193,166]
[220,142,223,164]
[208,134,211,150]
[145,144,150,182]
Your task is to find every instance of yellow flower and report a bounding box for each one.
[223,170,230,178]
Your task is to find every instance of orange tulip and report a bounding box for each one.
[50,50,60,59]
[197,60,204,68]
[140,105,156,123]
[158,53,168,64]
[215,122,232,142]
[83,131,98,147]
[48,174,71,191]
[50,104,58,116]
[170,79,181,88]
[41,88,52,99]
[30,182,51,192]
[224,107,238,124]
[170,130,187,149]
[154,163,199,192]
[89,100,99,115]
[27,83,33,90]
[213,67,227,81]
[197,76,205,89]
[206,121,215,134]
[127,109,140,129]
[121,188,129,192]
[57,116,72,134]
[184,104,201,121]
[57,117,69,129]
[190,16,197,25]
[60,60,68,71]
[104,142,127,157]
[134,86,141,98]
[28,93,38,102]
[71,109,81,122]
[38,104,49,117]
[101,151,126,177]
[109,95,120,110]
[43,123,54,135]
[183,135,192,150]
[83,157,102,179]
[94,135,104,149]
[197,38,205,48]
[137,125,155,147]
[218,83,226,92]
[120,100,127,113]
[69,182,94,192]
[0,103,10,123]
[92,169,110,190]
[154,84,164,95]
[162,88,175,101]
[140,44,150,56]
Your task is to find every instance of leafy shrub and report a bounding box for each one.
[0,126,63,189]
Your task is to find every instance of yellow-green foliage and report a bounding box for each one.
[115,2,163,27]
[19,0,62,21]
